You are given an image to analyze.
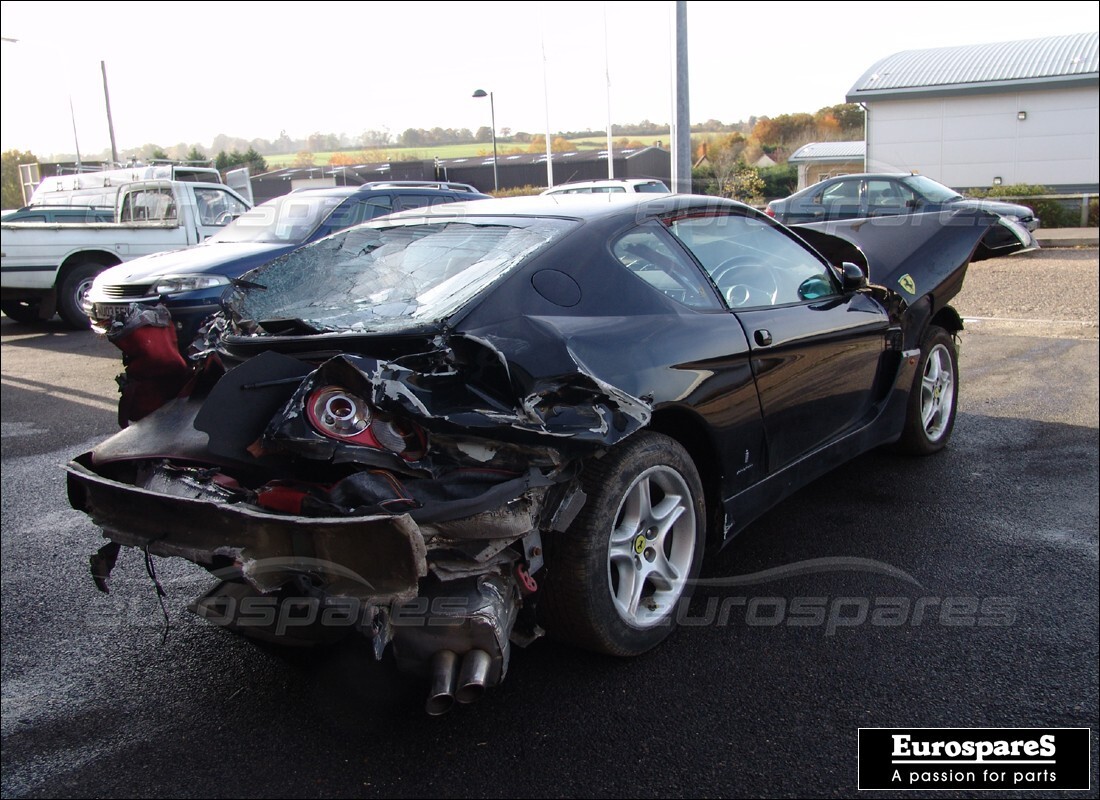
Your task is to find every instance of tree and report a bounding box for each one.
[185,146,208,163]
[359,129,391,148]
[328,152,363,166]
[697,133,747,195]
[815,103,864,134]
[475,126,493,143]
[725,165,765,204]
[758,163,797,198]
[215,148,268,175]
[292,151,315,167]
[240,147,267,174]
[2,149,38,208]
[398,128,426,147]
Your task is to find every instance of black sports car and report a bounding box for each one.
[66,194,1035,714]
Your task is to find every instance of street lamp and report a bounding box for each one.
[472,89,498,192]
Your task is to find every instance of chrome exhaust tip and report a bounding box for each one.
[425,649,459,716]
[455,649,492,705]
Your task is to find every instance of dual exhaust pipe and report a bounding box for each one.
[425,649,492,716]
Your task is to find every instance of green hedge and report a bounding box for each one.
[968,184,1076,228]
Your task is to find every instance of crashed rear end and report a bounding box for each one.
[66,215,645,714]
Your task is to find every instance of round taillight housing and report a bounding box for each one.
[307,387,371,438]
[304,385,427,460]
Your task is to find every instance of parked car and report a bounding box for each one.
[67,194,1034,714]
[85,183,490,348]
[2,178,251,328]
[541,178,669,195]
[765,173,1040,232]
[1,206,114,223]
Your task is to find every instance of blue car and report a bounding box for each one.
[86,183,490,347]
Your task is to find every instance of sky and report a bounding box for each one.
[1,0,1097,158]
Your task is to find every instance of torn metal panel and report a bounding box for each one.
[66,455,428,603]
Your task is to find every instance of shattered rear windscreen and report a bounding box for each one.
[228,218,573,333]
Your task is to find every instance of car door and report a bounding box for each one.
[666,211,890,473]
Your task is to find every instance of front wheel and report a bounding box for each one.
[540,431,706,656]
[58,263,102,329]
[896,325,958,455]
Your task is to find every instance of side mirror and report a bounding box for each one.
[906,198,920,208]
[840,261,867,290]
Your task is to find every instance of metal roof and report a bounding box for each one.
[847,32,1099,102]
[788,141,866,163]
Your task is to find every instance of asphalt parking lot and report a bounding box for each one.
[1,246,1097,799]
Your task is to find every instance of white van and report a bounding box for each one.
[541,179,669,195]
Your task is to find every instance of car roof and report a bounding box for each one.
[376,192,747,223]
[541,178,667,193]
[288,184,489,199]
[810,173,926,184]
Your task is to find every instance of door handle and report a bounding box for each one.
[754,329,772,347]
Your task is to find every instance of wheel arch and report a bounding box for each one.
[57,250,121,285]
[646,407,723,545]
[930,304,964,335]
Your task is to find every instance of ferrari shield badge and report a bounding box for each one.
[898,273,916,295]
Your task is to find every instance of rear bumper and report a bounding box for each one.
[66,454,428,603]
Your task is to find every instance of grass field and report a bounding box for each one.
[261,133,680,169]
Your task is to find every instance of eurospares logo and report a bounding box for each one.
[858,728,1091,791]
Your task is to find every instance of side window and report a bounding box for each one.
[120,188,176,222]
[195,188,248,226]
[611,223,722,310]
[821,179,860,207]
[866,179,912,209]
[360,194,394,221]
[666,214,838,308]
[393,194,434,212]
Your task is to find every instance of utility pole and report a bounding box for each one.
[101,60,119,166]
[670,1,691,194]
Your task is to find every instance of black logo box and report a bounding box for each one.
[858,728,1091,791]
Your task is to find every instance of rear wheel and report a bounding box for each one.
[58,262,102,329]
[1,299,43,324]
[540,431,706,656]
[897,325,958,455]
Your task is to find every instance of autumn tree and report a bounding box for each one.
[751,113,816,148]
[725,165,765,204]
[814,103,864,135]
[698,133,747,196]
[328,152,364,166]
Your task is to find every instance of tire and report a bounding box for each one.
[540,431,706,656]
[58,262,102,329]
[896,325,958,455]
[1,299,43,324]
